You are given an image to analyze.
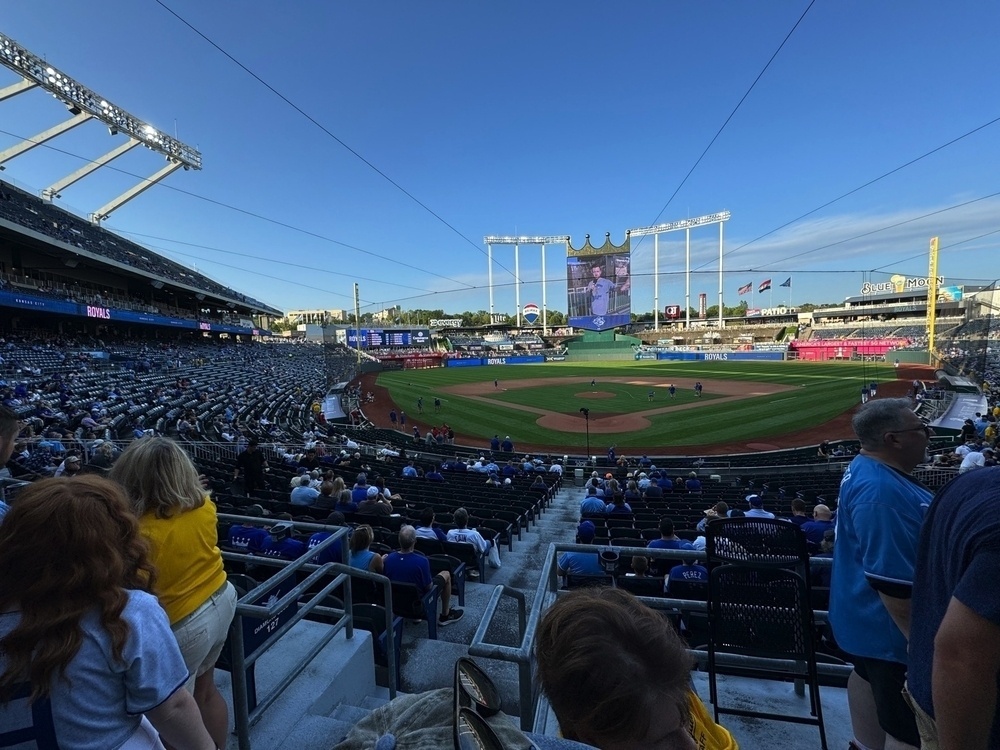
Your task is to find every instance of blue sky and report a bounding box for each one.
[2,1,1000,318]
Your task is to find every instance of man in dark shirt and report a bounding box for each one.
[907,466,1000,749]
[384,525,463,626]
[234,439,268,497]
[298,448,320,470]
[800,504,835,546]
[356,485,393,516]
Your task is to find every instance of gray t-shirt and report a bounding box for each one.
[0,589,188,750]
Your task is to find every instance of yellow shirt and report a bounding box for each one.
[687,691,739,749]
[140,498,227,624]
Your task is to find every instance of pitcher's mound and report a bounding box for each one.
[576,391,616,399]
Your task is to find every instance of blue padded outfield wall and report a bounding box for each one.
[646,351,786,362]
[446,355,545,367]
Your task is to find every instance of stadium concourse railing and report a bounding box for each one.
[468,543,843,734]
[216,516,398,750]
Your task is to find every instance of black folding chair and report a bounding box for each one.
[707,564,827,750]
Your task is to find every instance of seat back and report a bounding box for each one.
[615,575,665,598]
[667,578,708,601]
[413,537,444,557]
[0,682,59,749]
[708,564,815,661]
[706,517,809,571]
[389,580,431,620]
[442,540,486,580]
[563,573,614,590]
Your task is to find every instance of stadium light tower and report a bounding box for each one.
[0,32,202,223]
[629,211,730,330]
[483,235,570,333]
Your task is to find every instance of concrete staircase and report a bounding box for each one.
[217,484,857,749]
[217,620,391,749]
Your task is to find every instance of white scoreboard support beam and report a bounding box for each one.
[628,211,731,330]
[0,32,201,222]
[90,160,184,223]
[483,235,569,333]
[0,78,38,102]
[0,111,93,167]
[42,138,141,201]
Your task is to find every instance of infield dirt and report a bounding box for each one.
[359,365,931,456]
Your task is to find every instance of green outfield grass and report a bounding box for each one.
[377,360,870,449]
[487,381,724,412]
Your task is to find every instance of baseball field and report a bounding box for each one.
[361,360,921,455]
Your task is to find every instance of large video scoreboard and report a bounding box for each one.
[346,329,431,348]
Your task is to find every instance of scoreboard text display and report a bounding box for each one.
[347,329,430,348]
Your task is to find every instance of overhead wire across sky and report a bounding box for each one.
[634,0,817,251]
[0,126,477,294]
[151,0,518,282]
[3,5,999,316]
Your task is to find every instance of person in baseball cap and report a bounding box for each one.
[745,494,775,519]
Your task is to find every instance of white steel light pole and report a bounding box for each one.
[628,211,731,332]
[483,235,569,328]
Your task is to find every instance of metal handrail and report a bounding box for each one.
[217,515,398,750]
[469,542,841,735]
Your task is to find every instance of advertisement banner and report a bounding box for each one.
[522,303,540,325]
[445,355,545,367]
[937,285,963,302]
[0,290,263,336]
[656,351,785,362]
[566,235,631,331]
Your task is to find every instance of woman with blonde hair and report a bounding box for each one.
[0,476,216,749]
[349,524,385,574]
[109,437,236,750]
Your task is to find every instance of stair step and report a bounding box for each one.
[272,715,353,750]
[359,694,391,711]
[330,703,371,725]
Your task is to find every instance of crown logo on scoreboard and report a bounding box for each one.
[522,303,540,325]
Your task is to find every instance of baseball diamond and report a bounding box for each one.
[364,360,928,455]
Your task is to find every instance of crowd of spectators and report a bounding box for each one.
[1,179,272,310]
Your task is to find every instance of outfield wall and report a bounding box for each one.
[645,351,786,362]
[446,355,545,367]
[562,350,637,362]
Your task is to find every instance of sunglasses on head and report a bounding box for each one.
[453,657,505,750]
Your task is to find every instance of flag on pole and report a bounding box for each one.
[758,279,772,293]
[779,277,792,288]
[737,282,752,296]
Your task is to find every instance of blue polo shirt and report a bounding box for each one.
[830,454,931,663]
[384,551,432,592]
[648,538,695,551]
[579,496,606,516]
[801,519,835,546]
[557,550,605,576]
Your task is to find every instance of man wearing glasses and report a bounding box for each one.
[830,398,933,750]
